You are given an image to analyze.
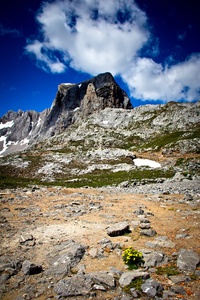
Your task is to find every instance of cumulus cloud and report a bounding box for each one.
[122,54,200,102]
[25,0,200,102]
[26,0,149,75]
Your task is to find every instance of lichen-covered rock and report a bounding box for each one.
[45,240,86,277]
[177,249,200,272]
[54,274,93,297]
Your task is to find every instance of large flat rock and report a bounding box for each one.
[107,222,130,237]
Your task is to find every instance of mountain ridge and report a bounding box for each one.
[0,72,132,156]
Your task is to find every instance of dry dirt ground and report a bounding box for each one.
[0,186,200,299]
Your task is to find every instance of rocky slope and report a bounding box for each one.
[0,186,200,299]
[0,72,132,156]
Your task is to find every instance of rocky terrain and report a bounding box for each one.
[0,186,200,299]
[0,72,200,299]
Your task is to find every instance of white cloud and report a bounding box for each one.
[26,40,66,73]
[26,0,149,75]
[25,0,200,102]
[122,54,200,102]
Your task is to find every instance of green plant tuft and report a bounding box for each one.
[122,247,144,270]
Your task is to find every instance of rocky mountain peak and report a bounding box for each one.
[50,72,132,114]
[0,72,133,156]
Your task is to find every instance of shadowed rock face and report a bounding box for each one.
[0,72,133,155]
[42,72,132,134]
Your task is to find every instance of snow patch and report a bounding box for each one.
[20,138,29,145]
[0,120,14,129]
[78,84,82,88]
[133,158,161,168]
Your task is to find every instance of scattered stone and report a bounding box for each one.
[175,232,191,239]
[0,272,10,282]
[141,249,169,268]
[138,218,150,223]
[131,220,140,229]
[170,285,186,295]
[109,267,123,276]
[141,278,163,297]
[169,275,191,284]
[139,223,151,229]
[22,260,43,275]
[146,236,175,248]
[119,270,149,287]
[184,193,193,201]
[19,234,35,246]
[54,274,93,297]
[88,247,98,258]
[162,290,177,299]
[133,208,144,215]
[89,271,115,289]
[139,229,157,237]
[177,249,200,272]
[107,222,130,237]
[45,240,86,277]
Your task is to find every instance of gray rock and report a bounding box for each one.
[141,249,168,268]
[146,236,175,248]
[119,270,149,287]
[131,220,140,229]
[141,278,163,297]
[45,240,85,277]
[139,223,151,229]
[139,218,150,223]
[169,275,191,284]
[162,290,177,299]
[109,267,123,276]
[184,193,193,201]
[177,249,200,272]
[107,222,130,237]
[130,288,138,298]
[22,260,42,275]
[54,274,93,297]
[175,232,190,239]
[19,234,34,245]
[170,285,186,295]
[139,229,157,237]
[89,271,115,288]
[0,272,10,282]
[88,247,99,258]
[133,208,144,215]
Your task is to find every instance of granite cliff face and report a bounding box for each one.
[0,72,132,155]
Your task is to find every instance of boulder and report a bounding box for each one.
[139,229,157,237]
[107,222,130,237]
[119,270,149,287]
[89,271,115,288]
[45,239,85,277]
[141,249,169,268]
[54,274,93,297]
[177,249,200,272]
[22,260,42,275]
[141,278,163,297]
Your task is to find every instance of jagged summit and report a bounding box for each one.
[0,72,133,156]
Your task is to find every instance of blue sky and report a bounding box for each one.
[0,0,200,117]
